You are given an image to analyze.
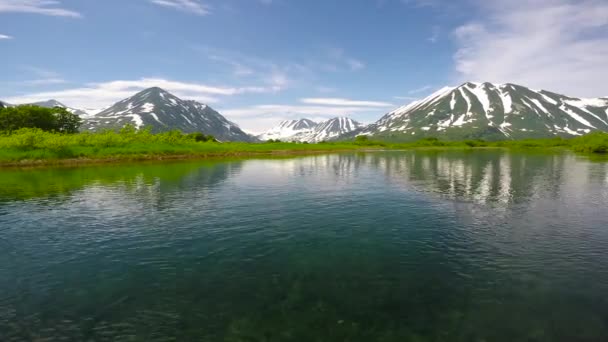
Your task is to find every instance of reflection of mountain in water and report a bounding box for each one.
[3,152,606,208]
[233,151,608,206]
[2,151,608,341]
[363,151,608,205]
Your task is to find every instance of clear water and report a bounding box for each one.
[1,151,608,341]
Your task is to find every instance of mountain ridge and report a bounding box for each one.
[355,82,608,141]
[26,99,90,117]
[258,118,318,141]
[82,87,256,142]
[259,117,363,142]
[4,82,608,142]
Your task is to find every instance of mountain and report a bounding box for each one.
[82,87,256,142]
[0,101,10,109]
[259,117,363,142]
[302,117,364,142]
[27,99,89,117]
[358,82,608,141]
[82,107,107,116]
[258,119,318,141]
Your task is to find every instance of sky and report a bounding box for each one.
[1,0,607,133]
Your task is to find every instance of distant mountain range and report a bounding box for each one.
[2,82,608,142]
[82,87,255,142]
[356,82,608,141]
[258,117,363,142]
[259,119,317,141]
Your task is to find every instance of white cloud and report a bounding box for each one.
[222,96,394,132]
[346,59,365,71]
[393,96,417,101]
[208,54,255,77]
[221,104,378,133]
[21,66,61,78]
[453,0,608,97]
[300,98,393,107]
[0,0,81,17]
[22,78,67,86]
[327,48,366,71]
[9,67,67,86]
[5,78,285,109]
[408,85,432,94]
[0,34,13,40]
[193,45,306,92]
[149,0,209,15]
[401,0,443,7]
[223,105,384,118]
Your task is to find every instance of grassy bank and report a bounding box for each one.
[0,128,607,166]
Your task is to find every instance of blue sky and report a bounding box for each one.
[1,0,607,132]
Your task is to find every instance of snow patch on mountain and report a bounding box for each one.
[449,92,456,111]
[258,119,318,141]
[559,105,595,128]
[303,117,364,142]
[360,82,608,140]
[259,117,363,142]
[83,87,255,142]
[529,98,551,117]
[499,89,513,114]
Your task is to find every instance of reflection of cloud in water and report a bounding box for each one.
[0,161,245,231]
[2,151,608,341]
[233,154,369,192]
[67,161,244,218]
[224,151,608,209]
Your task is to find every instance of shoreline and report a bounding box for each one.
[1,145,602,169]
[0,148,385,168]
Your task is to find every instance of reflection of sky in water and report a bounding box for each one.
[1,151,608,341]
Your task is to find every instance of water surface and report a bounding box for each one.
[1,151,608,341]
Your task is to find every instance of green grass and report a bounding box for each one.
[0,128,607,166]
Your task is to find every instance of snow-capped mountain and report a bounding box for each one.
[302,117,364,142]
[82,107,107,116]
[359,82,608,140]
[259,117,363,142]
[82,87,255,142]
[258,119,318,141]
[27,99,89,117]
[0,101,11,109]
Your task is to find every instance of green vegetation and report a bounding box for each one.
[0,128,607,166]
[0,105,82,133]
[0,126,374,165]
[0,104,607,166]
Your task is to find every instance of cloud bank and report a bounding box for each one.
[4,78,285,109]
[149,0,209,15]
[0,0,81,17]
[453,0,608,97]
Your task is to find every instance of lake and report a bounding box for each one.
[1,150,608,341]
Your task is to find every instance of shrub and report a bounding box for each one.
[187,132,216,142]
[464,139,487,147]
[0,105,81,133]
[414,137,446,147]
